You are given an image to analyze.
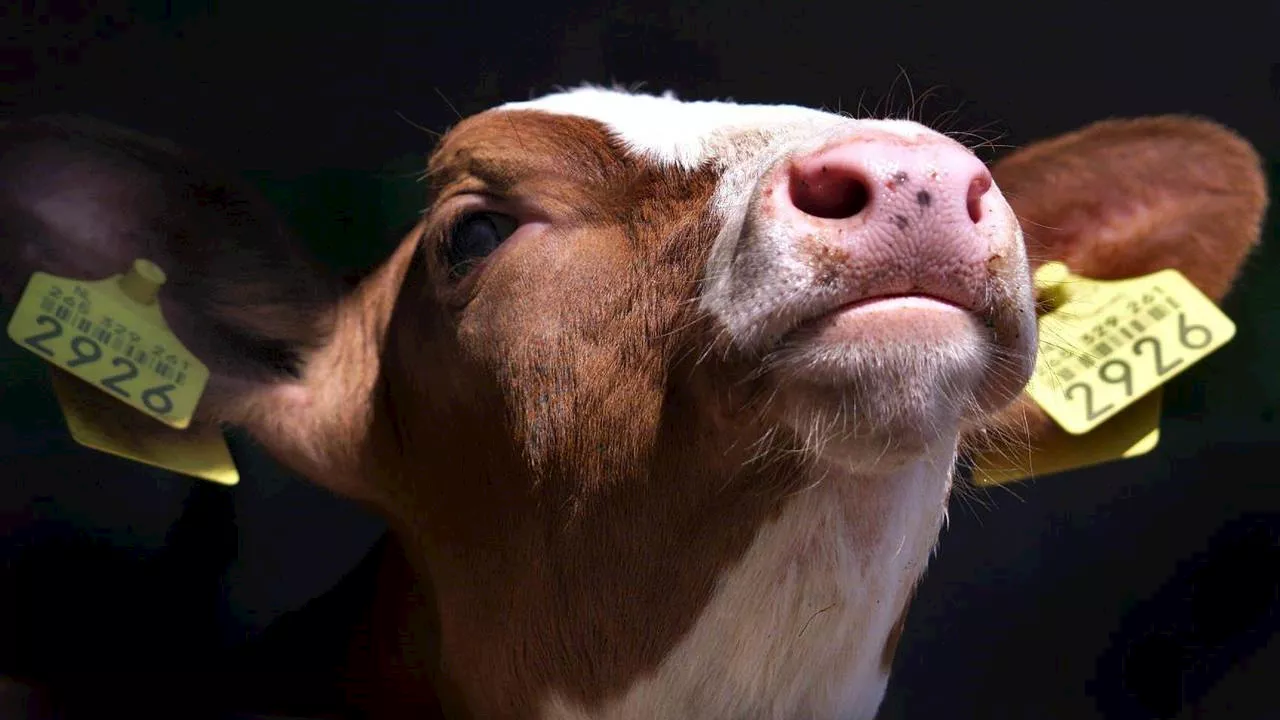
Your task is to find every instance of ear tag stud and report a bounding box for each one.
[7,260,239,485]
[969,261,1235,486]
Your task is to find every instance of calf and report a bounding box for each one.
[0,87,1267,719]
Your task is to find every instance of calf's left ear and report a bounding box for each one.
[971,115,1269,457]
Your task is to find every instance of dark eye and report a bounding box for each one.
[445,212,518,280]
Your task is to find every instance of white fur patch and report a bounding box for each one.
[500,85,928,171]
[541,443,956,720]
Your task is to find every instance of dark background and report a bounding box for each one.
[3,1,1279,718]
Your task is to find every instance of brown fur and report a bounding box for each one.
[353,111,818,717]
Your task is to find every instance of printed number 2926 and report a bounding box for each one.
[1063,313,1213,422]
[22,314,177,415]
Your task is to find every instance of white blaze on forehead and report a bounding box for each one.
[499,86,932,170]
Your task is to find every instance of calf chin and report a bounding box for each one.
[760,333,985,470]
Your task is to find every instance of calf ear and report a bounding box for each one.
[0,116,344,424]
[972,116,1269,458]
[994,115,1267,300]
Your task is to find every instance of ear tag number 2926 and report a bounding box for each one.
[1025,262,1236,435]
[7,260,209,430]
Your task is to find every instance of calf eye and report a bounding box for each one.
[445,212,518,279]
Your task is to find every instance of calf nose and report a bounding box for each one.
[786,131,994,229]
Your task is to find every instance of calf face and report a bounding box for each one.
[0,88,1266,720]
[363,92,1038,718]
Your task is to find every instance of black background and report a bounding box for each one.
[3,1,1279,718]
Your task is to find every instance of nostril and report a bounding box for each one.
[966,169,992,224]
[789,164,870,220]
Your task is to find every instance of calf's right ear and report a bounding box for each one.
[0,116,346,424]
[966,115,1268,474]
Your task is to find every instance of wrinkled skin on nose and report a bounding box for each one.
[783,130,999,311]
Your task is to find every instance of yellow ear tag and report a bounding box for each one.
[1025,262,1235,435]
[47,368,240,485]
[7,260,208,429]
[969,391,1163,486]
[968,261,1235,486]
[6,260,239,485]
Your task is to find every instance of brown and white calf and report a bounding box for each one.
[0,87,1267,719]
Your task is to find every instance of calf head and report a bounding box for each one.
[0,88,1266,720]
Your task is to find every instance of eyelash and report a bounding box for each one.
[438,208,520,281]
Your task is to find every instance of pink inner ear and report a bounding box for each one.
[26,184,144,263]
[992,116,1268,302]
[2,138,167,291]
